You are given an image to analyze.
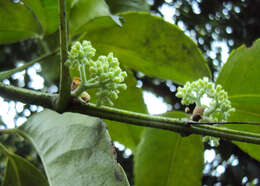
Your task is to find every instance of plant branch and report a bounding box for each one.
[56,0,71,112]
[0,49,59,81]
[1,83,260,145]
[0,142,11,157]
[0,83,55,108]
[190,121,260,125]
[68,101,260,145]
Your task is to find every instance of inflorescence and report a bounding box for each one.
[65,40,127,106]
[176,77,235,122]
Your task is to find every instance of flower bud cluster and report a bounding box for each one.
[65,40,127,106]
[176,77,235,121]
[89,53,127,105]
[65,40,96,68]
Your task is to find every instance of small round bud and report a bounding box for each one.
[176,91,183,98]
[113,77,122,83]
[113,68,121,76]
[185,107,190,113]
[121,71,127,78]
[118,84,127,90]
[216,85,222,92]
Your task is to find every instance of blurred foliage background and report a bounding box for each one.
[0,0,260,185]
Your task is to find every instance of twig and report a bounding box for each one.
[189,121,260,125]
[56,0,71,112]
[0,49,59,81]
[0,83,55,108]
[68,101,260,145]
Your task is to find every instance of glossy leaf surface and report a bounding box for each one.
[21,0,64,35]
[134,111,203,186]
[69,0,111,34]
[82,12,211,85]
[216,39,260,161]
[0,1,42,44]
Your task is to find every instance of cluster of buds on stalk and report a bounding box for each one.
[176,77,235,122]
[176,77,235,146]
[65,40,127,106]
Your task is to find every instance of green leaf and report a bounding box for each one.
[21,0,56,35]
[0,143,48,186]
[19,110,129,186]
[105,0,150,14]
[216,39,260,96]
[22,0,73,35]
[216,39,260,161]
[82,12,211,84]
[0,1,42,44]
[134,111,203,186]
[69,0,111,34]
